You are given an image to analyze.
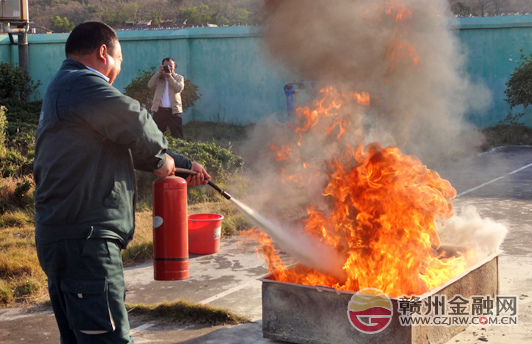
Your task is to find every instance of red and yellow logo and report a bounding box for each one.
[347,288,393,334]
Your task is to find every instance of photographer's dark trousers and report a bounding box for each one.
[153,107,183,139]
[36,237,133,344]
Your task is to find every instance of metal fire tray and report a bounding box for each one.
[260,249,499,344]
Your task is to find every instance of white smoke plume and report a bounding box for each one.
[241,0,494,216]
[438,206,508,264]
[231,198,347,282]
[261,0,490,165]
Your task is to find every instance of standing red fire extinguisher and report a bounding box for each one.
[152,175,189,280]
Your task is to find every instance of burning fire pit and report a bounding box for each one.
[260,248,499,344]
[246,3,507,343]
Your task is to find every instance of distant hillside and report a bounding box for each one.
[28,0,264,33]
[28,0,532,33]
[450,0,532,17]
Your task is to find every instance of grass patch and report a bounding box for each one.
[0,210,33,229]
[0,280,13,304]
[0,211,48,306]
[122,211,155,267]
[121,241,153,268]
[126,300,250,326]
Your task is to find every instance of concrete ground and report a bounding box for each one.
[1,146,532,344]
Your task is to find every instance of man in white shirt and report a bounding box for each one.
[148,57,185,138]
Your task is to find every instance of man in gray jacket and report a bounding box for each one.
[148,57,185,138]
[34,22,209,344]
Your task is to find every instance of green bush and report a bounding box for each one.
[13,278,41,297]
[167,138,245,204]
[182,80,200,112]
[485,51,532,150]
[0,62,42,137]
[134,137,246,206]
[0,62,41,105]
[4,101,41,137]
[167,138,244,183]
[505,51,532,110]
[135,138,245,206]
[14,178,32,199]
[481,120,532,151]
[124,66,200,113]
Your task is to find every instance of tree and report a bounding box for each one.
[475,0,492,16]
[209,2,231,25]
[0,62,42,137]
[234,8,249,24]
[448,0,491,16]
[447,0,524,15]
[180,4,213,25]
[136,0,163,23]
[168,0,186,17]
[102,3,139,26]
[178,3,253,25]
[491,0,515,15]
[449,0,474,15]
[149,9,162,26]
[505,51,532,109]
[30,0,261,28]
[0,62,41,105]
[50,15,75,32]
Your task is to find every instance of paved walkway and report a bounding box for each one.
[1,146,531,344]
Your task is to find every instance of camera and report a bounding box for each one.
[163,65,171,73]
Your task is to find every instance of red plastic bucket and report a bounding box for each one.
[188,213,224,254]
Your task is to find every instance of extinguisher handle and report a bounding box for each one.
[173,168,232,200]
[174,168,197,175]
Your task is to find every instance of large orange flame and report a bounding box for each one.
[240,85,469,297]
[293,87,369,145]
[243,1,466,297]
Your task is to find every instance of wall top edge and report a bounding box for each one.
[118,26,263,40]
[0,26,263,45]
[451,15,532,30]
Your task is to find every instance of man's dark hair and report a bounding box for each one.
[162,57,175,65]
[65,22,118,58]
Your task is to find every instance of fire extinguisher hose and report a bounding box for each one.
[174,168,232,200]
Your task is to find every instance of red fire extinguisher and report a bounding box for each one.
[152,175,189,280]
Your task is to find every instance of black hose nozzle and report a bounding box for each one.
[207,180,232,200]
[174,168,231,200]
